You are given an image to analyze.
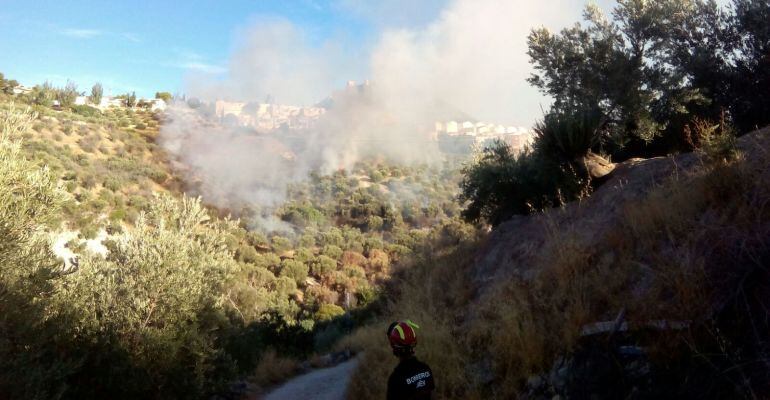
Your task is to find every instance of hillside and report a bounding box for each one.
[10,102,173,230]
[0,88,470,399]
[343,127,770,399]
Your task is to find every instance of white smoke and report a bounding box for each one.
[160,0,609,226]
[185,17,357,105]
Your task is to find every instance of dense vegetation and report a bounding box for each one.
[0,75,469,398]
[2,0,768,398]
[462,0,770,225]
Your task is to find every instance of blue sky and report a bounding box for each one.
[0,0,421,98]
[2,0,730,126]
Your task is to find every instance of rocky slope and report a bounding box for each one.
[475,126,769,289]
[466,126,770,398]
[343,127,769,399]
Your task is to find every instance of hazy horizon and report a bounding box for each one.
[0,0,631,127]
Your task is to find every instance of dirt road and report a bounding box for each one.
[263,357,360,400]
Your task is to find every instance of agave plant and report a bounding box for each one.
[534,108,605,162]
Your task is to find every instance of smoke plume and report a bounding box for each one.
[160,0,608,224]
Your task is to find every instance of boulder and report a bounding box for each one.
[579,152,616,180]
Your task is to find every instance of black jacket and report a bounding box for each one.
[386,356,435,400]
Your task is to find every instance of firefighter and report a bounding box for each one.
[386,320,435,400]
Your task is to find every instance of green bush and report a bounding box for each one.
[71,104,101,118]
[53,196,241,398]
[686,116,739,164]
[127,194,148,210]
[321,244,343,259]
[294,247,314,263]
[279,259,309,286]
[0,105,69,400]
[145,166,167,184]
[108,207,126,221]
[314,303,345,322]
[311,255,337,278]
[271,236,292,254]
[103,177,122,192]
[460,140,587,225]
[533,109,603,162]
[236,244,260,264]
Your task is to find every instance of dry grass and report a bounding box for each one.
[251,349,301,389]
[467,224,635,398]
[344,131,770,398]
[344,241,483,400]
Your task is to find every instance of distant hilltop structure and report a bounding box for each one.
[211,80,533,155]
[214,100,325,131]
[434,120,534,154]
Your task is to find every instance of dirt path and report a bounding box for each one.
[263,357,360,400]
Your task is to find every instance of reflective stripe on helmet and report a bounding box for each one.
[405,320,420,330]
[388,320,419,347]
[394,324,406,340]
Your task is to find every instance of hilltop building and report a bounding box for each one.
[214,100,325,130]
[434,120,534,154]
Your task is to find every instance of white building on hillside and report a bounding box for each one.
[12,85,32,95]
[434,119,535,154]
[214,100,325,130]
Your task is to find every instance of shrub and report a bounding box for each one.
[533,108,604,162]
[246,231,269,248]
[459,140,587,225]
[127,194,148,210]
[0,108,67,388]
[367,249,390,273]
[108,207,126,221]
[145,166,167,184]
[103,177,121,192]
[271,235,292,254]
[54,195,241,398]
[685,115,739,164]
[75,153,89,166]
[251,350,299,388]
[305,285,339,306]
[366,215,384,231]
[341,251,367,267]
[294,247,314,263]
[314,303,345,322]
[321,244,343,259]
[236,244,260,264]
[80,174,97,189]
[279,259,309,286]
[71,104,101,118]
[311,255,337,279]
[77,135,99,153]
